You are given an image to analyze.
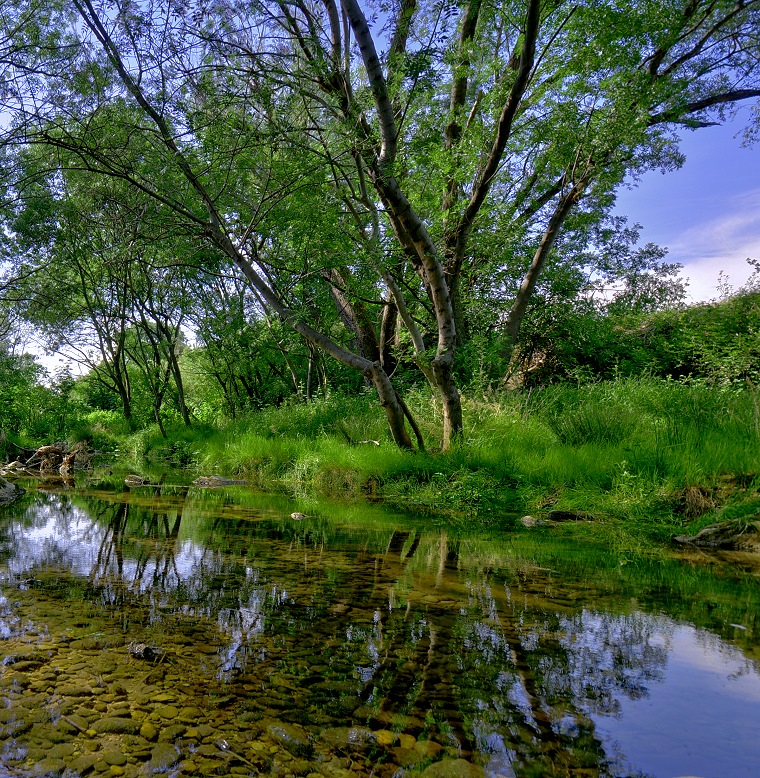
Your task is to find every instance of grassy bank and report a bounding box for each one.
[113,377,760,546]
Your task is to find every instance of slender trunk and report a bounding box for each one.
[502,180,588,368]
[324,267,381,363]
[431,358,462,450]
[448,277,469,348]
[114,370,133,429]
[369,362,413,449]
[119,388,134,429]
[282,351,301,395]
[396,391,425,451]
[212,369,236,419]
[379,289,398,374]
[306,343,316,400]
[154,405,167,438]
[167,347,191,426]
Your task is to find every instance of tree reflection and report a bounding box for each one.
[2,489,759,776]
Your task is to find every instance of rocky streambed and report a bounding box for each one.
[1,584,480,778]
[4,479,760,778]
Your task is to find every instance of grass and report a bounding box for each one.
[114,377,760,546]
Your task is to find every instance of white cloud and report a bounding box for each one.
[667,188,760,302]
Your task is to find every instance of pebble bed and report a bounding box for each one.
[0,584,485,777]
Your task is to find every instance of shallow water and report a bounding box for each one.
[1,476,759,777]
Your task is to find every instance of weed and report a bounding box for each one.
[91,378,760,542]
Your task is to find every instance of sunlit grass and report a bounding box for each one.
[122,377,760,540]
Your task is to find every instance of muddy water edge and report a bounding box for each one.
[1,473,760,778]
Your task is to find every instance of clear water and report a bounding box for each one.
[1,476,759,777]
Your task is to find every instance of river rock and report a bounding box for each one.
[421,758,485,777]
[31,757,66,776]
[266,721,312,755]
[158,723,187,742]
[414,739,444,758]
[374,729,396,747]
[318,726,376,750]
[148,742,180,772]
[155,704,179,719]
[63,713,90,732]
[57,683,93,697]
[70,754,100,774]
[0,717,32,738]
[1,671,31,689]
[2,648,45,665]
[91,716,141,735]
[48,743,77,759]
[178,706,204,723]
[102,750,128,766]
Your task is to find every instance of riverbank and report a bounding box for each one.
[102,378,760,553]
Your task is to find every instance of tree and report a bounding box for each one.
[1,0,758,449]
[2,157,201,429]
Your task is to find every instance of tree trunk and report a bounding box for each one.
[368,361,413,449]
[167,346,191,426]
[306,342,316,400]
[501,180,588,370]
[215,230,418,449]
[379,290,398,374]
[114,374,134,430]
[432,357,462,450]
[154,404,167,438]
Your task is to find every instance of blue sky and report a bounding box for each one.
[614,108,759,303]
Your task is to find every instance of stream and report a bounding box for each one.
[1,474,759,777]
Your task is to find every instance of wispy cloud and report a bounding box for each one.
[668,188,760,301]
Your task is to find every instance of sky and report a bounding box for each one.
[614,108,759,303]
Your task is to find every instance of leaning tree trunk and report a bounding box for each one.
[368,362,413,449]
[501,180,588,372]
[212,227,418,449]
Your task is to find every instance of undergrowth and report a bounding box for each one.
[119,378,760,542]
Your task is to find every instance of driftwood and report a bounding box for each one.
[9,441,94,475]
[673,520,760,550]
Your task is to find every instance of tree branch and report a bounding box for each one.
[648,88,760,125]
[341,0,397,167]
[449,0,541,264]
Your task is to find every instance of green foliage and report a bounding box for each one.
[0,350,46,437]
[2,0,757,451]
[638,292,760,385]
[509,290,760,388]
[99,377,760,544]
[0,352,90,444]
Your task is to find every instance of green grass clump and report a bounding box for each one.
[113,378,760,543]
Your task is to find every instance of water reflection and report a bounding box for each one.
[1,484,759,777]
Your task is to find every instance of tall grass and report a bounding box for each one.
[125,378,760,535]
